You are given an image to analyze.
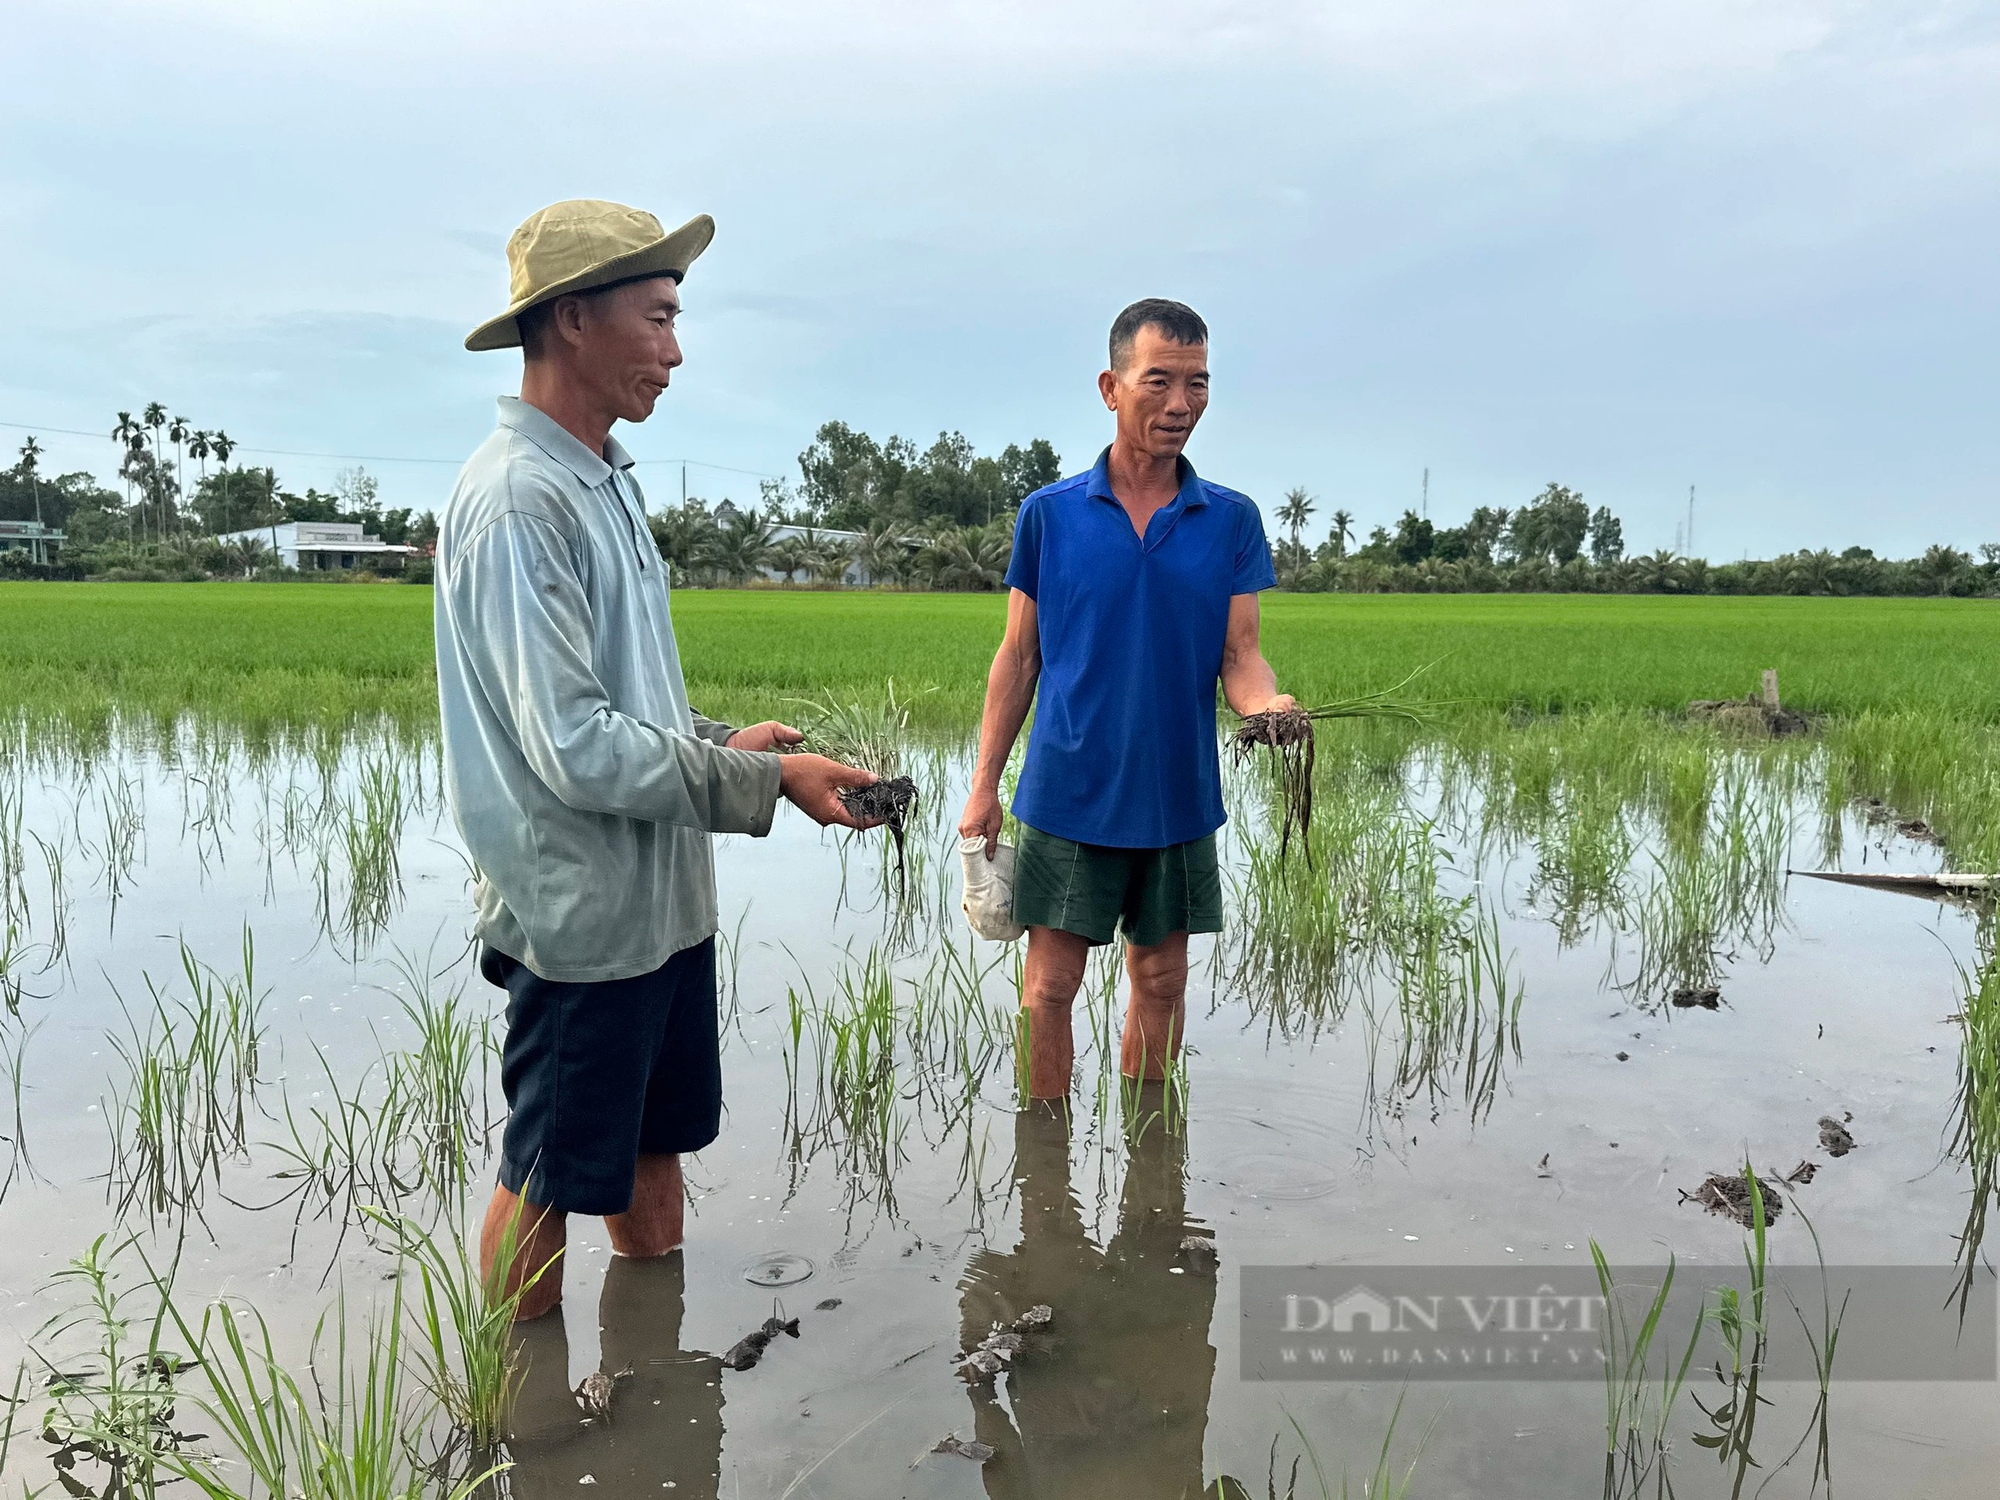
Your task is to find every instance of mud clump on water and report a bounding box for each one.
[1672,987,1721,1009]
[1819,1114,1858,1156]
[1682,1172,1786,1228]
[839,776,918,895]
[1687,697,1811,737]
[931,1434,996,1463]
[957,1304,1053,1382]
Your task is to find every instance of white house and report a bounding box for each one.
[211,521,418,573]
[0,520,64,566]
[759,524,878,586]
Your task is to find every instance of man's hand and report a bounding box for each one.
[958,784,1003,860]
[779,753,880,829]
[727,720,805,753]
[1245,693,1297,716]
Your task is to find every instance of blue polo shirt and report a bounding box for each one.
[1004,448,1277,849]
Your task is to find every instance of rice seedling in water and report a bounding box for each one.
[147,1280,502,1500]
[1370,906,1521,1129]
[0,1011,40,1196]
[92,770,144,905]
[1690,1164,1774,1495]
[379,949,497,1197]
[1592,1245,1704,1500]
[781,948,907,1211]
[1764,1199,1846,1497]
[365,1204,559,1460]
[105,933,267,1223]
[340,752,408,940]
[1945,940,2000,1318]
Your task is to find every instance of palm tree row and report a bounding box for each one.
[646,502,1014,591]
[1278,544,2000,598]
[109,404,234,545]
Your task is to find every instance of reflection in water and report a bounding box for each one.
[506,1252,724,1500]
[957,1090,1217,1499]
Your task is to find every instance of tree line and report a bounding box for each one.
[0,405,439,581]
[3,412,1995,598]
[1268,483,2000,598]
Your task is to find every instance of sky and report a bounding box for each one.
[3,0,1996,558]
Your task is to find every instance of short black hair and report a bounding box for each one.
[1109,298,1208,372]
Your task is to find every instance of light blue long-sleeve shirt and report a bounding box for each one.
[435,396,782,982]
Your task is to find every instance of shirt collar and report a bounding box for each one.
[496,396,635,486]
[1084,447,1209,509]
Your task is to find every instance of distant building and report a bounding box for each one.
[211,521,418,573]
[760,524,879,586]
[0,520,65,565]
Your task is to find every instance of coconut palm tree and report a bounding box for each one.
[17,437,43,529]
[1785,549,1836,597]
[1276,486,1316,547]
[852,525,904,587]
[1327,508,1355,557]
[224,534,271,579]
[702,508,776,584]
[1919,544,1969,597]
[811,538,856,586]
[1632,548,1683,594]
[767,535,808,584]
[923,525,1009,591]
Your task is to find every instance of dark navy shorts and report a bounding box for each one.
[481,938,722,1218]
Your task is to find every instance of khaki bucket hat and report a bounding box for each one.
[464,199,715,352]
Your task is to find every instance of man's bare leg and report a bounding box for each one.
[1021,926,1090,1098]
[607,1153,684,1257]
[1122,932,1189,1080]
[482,1183,567,1322]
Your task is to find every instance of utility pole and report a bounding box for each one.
[681,464,687,507]
[1421,467,1429,520]
[1687,484,1695,558]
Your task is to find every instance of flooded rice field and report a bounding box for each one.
[0,712,1995,1498]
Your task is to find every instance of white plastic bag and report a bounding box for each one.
[960,835,1027,941]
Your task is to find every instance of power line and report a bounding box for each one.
[0,417,782,479]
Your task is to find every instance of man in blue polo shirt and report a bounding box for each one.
[958,298,1290,1098]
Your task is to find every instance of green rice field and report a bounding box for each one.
[4,584,1999,734]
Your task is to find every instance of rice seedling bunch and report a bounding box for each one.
[106,943,266,1222]
[1946,943,2000,1318]
[1232,669,1435,865]
[158,1284,499,1500]
[365,1206,556,1456]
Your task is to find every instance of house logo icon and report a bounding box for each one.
[1329,1286,1395,1333]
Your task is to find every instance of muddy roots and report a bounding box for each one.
[839,775,919,897]
[1233,709,1316,865]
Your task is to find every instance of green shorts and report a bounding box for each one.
[1011,823,1224,948]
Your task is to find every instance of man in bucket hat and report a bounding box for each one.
[438,200,880,1319]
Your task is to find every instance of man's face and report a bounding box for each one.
[1100,327,1209,460]
[570,277,684,423]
